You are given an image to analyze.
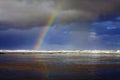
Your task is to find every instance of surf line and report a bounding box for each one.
[34,0,64,50]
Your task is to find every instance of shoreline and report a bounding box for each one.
[0,50,120,54]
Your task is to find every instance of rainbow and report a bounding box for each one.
[34,0,64,50]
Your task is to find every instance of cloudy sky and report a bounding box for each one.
[0,0,120,50]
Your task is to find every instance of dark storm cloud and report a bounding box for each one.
[0,27,40,49]
[0,0,120,29]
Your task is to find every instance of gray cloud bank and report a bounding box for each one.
[0,0,120,29]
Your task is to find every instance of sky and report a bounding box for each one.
[0,0,120,50]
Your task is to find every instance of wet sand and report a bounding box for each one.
[0,53,120,80]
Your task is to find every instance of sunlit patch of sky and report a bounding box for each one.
[91,16,120,49]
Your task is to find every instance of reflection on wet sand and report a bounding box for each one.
[0,53,120,80]
[0,62,120,71]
